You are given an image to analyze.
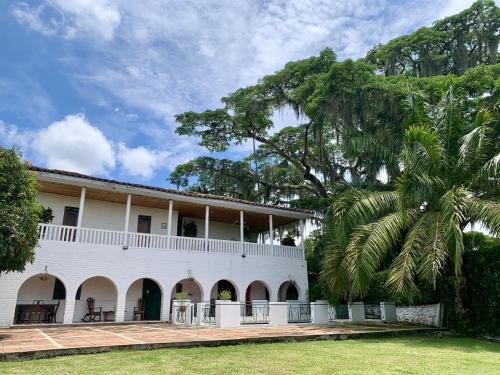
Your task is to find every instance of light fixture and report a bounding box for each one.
[187,269,193,280]
[39,266,49,281]
[122,245,128,250]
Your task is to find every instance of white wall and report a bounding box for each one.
[0,239,308,326]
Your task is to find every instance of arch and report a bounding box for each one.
[72,276,118,323]
[277,280,300,302]
[15,273,67,324]
[125,278,163,321]
[170,278,204,304]
[210,279,239,301]
[244,280,271,302]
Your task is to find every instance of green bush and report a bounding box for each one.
[460,233,500,335]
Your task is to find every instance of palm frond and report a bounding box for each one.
[480,152,500,179]
[326,189,398,248]
[321,239,350,300]
[441,186,469,275]
[387,212,432,299]
[401,125,442,172]
[346,210,418,297]
[417,213,447,288]
[468,198,500,237]
[395,172,444,211]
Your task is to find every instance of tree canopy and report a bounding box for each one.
[0,147,42,273]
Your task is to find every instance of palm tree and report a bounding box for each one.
[321,87,500,303]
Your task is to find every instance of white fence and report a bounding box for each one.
[38,223,305,259]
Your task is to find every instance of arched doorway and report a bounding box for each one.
[170,278,203,303]
[15,273,66,324]
[245,280,270,303]
[125,278,162,321]
[72,276,117,322]
[278,281,299,302]
[210,279,238,301]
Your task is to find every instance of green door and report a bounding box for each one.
[142,279,161,320]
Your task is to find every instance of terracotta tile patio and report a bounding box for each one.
[0,322,438,360]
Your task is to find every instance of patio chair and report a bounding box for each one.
[46,300,60,323]
[82,297,102,322]
[133,298,145,321]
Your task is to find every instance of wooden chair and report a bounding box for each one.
[82,297,102,322]
[133,298,145,321]
[47,300,60,323]
[28,300,46,324]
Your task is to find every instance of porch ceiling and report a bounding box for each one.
[38,181,299,232]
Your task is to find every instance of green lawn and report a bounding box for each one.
[1,336,499,375]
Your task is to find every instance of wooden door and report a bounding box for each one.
[142,279,161,320]
[62,206,79,241]
[137,215,151,247]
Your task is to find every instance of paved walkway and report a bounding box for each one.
[0,322,437,360]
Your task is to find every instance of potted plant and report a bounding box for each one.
[175,292,188,313]
[218,290,232,301]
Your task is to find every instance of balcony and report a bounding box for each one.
[38,224,305,259]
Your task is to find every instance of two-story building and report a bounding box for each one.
[0,166,313,326]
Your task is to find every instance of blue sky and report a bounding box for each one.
[0,0,479,187]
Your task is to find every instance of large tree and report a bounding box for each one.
[0,147,41,273]
[321,87,500,302]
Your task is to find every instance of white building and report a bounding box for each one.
[0,166,313,326]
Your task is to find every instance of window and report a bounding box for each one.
[63,206,79,227]
[52,278,66,300]
[176,283,183,293]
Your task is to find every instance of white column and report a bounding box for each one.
[167,200,173,249]
[115,292,127,323]
[205,205,209,251]
[76,187,86,228]
[63,286,77,324]
[76,187,86,241]
[240,211,244,242]
[167,200,173,236]
[268,214,273,245]
[124,194,131,232]
[299,219,305,245]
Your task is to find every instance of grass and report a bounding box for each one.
[1,336,499,374]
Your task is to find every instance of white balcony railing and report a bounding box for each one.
[38,224,305,259]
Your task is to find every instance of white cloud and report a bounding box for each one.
[11,0,121,41]
[32,113,116,175]
[13,0,476,122]
[117,143,169,179]
[0,120,34,151]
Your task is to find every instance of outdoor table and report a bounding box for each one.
[15,304,57,324]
